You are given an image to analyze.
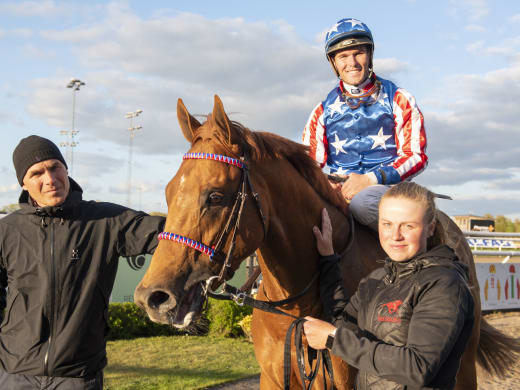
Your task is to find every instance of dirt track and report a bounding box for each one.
[206,312,520,390]
[477,312,520,390]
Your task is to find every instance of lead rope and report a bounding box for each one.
[206,278,334,390]
[284,318,334,390]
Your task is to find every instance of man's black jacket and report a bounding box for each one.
[0,179,165,378]
[320,245,475,390]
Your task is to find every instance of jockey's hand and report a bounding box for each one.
[303,316,337,350]
[328,174,348,192]
[341,172,377,201]
[313,208,334,257]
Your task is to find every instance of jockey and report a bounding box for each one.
[302,18,428,229]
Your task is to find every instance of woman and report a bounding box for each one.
[303,182,474,390]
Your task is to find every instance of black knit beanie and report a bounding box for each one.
[13,135,68,186]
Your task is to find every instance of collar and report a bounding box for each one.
[340,73,376,96]
[18,177,83,217]
[382,245,462,284]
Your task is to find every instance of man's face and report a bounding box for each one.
[22,159,70,207]
[332,45,370,86]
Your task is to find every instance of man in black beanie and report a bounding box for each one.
[13,135,70,207]
[0,135,165,389]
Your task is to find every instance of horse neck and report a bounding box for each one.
[252,159,350,310]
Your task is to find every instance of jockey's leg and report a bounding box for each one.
[349,185,390,230]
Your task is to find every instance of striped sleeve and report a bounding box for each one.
[391,88,428,181]
[302,102,327,167]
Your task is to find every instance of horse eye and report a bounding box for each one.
[208,192,224,205]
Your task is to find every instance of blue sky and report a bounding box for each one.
[0,0,519,218]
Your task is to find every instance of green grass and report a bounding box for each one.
[104,335,260,390]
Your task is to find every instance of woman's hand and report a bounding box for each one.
[303,316,337,350]
[313,208,335,256]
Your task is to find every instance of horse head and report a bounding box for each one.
[134,95,267,327]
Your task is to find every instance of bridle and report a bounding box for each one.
[158,149,347,390]
[158,151,267,282]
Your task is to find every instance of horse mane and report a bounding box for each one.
[235,122,349,216]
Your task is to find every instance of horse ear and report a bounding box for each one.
[212,95,239,145]
[177,98,201,144]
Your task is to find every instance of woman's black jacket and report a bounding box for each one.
[320,245,474,390]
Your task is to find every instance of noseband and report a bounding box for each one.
[158,151,267,281]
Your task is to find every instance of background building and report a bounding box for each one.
[452,215,495,232]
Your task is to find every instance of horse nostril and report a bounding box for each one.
[148,290,171,310]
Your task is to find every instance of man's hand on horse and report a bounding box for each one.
[313,208,334,257]
[341,172,377,201]
[303,317,337,350]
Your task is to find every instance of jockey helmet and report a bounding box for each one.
[325,18,374,77]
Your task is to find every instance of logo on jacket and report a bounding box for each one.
[71,248,80,261]
[126,255,146,270]
[378,299,403,323]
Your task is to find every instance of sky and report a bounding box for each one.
[0,0,519,218]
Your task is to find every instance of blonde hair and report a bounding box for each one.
[380,182,436,225]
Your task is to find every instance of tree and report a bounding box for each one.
[0,204,20,213]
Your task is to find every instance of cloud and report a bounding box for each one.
[447,0,489,22]
[28,9,412,158]
[418,62,520,196]
[0,183,19,194]
[0,0,63,17]
[465,24,485,32]
[436,196,520,218]
[374,58,410,76]
[21,44,56,59]
[509,14,520,23]
[19,4,519,219]
[467,38,520,63]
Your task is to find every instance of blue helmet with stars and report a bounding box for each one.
[325,18,374,57]
[324,18,374,77]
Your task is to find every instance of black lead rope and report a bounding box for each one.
[206,280,334,390]
[284,318,334,390]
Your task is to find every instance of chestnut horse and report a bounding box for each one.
[134,95,519,389]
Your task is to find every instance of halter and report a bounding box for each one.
[158,151,267,281]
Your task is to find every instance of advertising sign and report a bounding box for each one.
[476,263,520,310]
[470,219,495,231]
[467,238,516,249]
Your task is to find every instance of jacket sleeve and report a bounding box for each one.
[330,270,474,388]
[302,102,328,168]
[0,266,6,324]
[319,254,359,329]
[116,210,166,257]
[0,240,6,324]
[372,88,428,185]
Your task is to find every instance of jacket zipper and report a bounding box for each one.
[44,220,55,376]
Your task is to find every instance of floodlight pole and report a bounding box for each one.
[61,78,85,176]
[125,110,143,208]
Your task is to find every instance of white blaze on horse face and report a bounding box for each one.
[179,174,186,190]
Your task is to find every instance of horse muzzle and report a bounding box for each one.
[134,280,206,328]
